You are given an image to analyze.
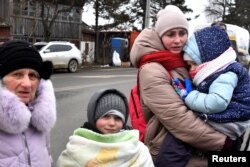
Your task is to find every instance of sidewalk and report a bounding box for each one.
[81,62,133,69]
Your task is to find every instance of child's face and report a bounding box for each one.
[161,28,188,54]
[186,60,198,78]
[96,114,123,134]
[186,61,198,72]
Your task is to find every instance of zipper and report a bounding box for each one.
[22,132,31,166]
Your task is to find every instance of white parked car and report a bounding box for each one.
[34,41,82,72]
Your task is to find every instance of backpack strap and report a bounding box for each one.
[129,62,173,142]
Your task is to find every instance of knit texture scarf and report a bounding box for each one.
[192,47,237,85]
[139,50,187,70]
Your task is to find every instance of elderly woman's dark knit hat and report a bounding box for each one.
[0,40,52,79]
[155,5,189,37]
[87,88,129,128]
[184,26,231,64]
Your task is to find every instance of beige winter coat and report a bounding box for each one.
[130,28,227,167]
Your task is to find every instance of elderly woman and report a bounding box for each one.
[0,40,56,167]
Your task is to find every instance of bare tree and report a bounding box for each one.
[40,0,87,41]
[150,0,192,27]
[226,0,250,31]
[86,0,193,31]
[92,0,131,30]
[205,0,235,22]
[205,0,250,31]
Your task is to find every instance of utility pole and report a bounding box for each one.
[94,0,99,63]
[144,0,150,28]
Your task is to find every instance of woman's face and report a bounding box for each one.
[3,68,40,104]
[161,28,188,54]
[96,114,123,134]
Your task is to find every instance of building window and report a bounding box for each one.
[13,0,36,16]
[29,0,36,16]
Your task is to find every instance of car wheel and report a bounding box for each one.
[68,59,78,73]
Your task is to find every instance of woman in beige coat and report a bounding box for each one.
[130,5,233,167]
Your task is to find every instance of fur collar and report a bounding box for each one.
[0,79,56,134]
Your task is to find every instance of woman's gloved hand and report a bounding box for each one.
[184,78,192,94]
[172,78,193,100]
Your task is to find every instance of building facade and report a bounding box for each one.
[0,0,83,45]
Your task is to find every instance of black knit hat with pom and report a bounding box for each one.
[0,40,53,79]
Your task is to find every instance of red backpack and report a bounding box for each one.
[129,70,147,142]
[129,67,174,142]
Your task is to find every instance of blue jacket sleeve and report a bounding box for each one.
[185,71,238,114]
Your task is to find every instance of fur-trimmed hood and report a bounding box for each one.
[0,79,56,134]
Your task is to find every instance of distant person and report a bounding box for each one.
[56,88,154,167]
[211,21,242,62]
[0,40,56,167]
[211,21,227,31]
[248,40,250,54]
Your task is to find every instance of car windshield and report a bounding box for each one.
[34,44,46,51]
[33,42,48,51]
